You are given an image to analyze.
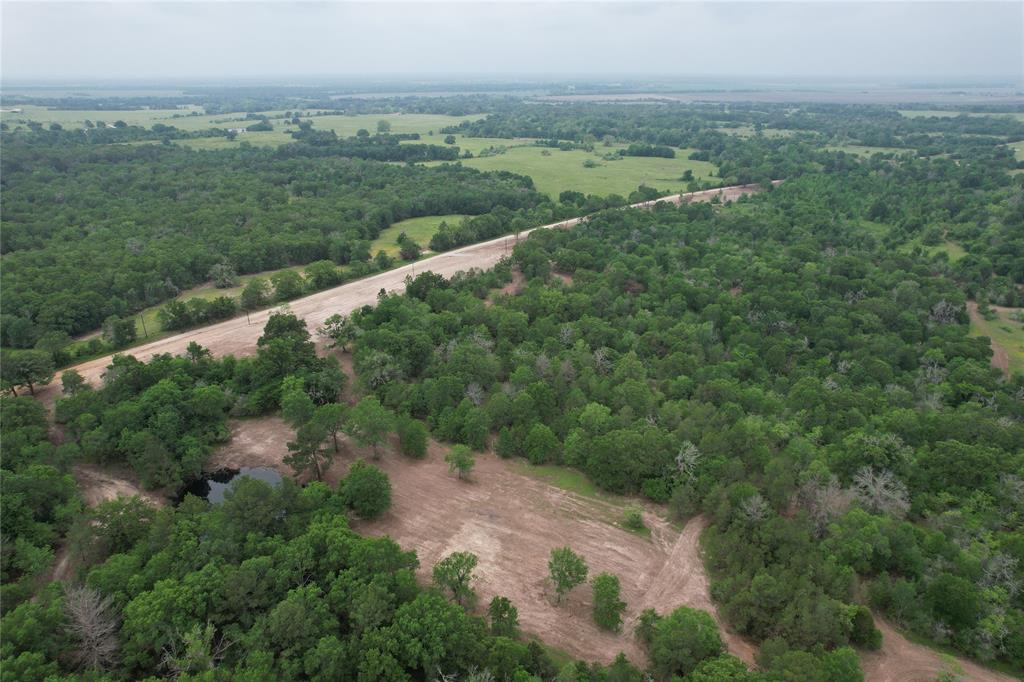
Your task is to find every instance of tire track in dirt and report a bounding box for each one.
[634,515,758,665]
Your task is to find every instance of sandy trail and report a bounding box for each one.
[966,301,1011,377]
[860,619,1016,682]
[36,183,770,404]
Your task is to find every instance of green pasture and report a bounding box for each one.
[430,143,718,198]
[1,104,204,129]
[970,306,1024,377]
[370,214,469,256]
[899,110,1024,121]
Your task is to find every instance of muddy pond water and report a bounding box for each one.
[178,467,282,504]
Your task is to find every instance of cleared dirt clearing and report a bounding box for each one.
[207,417,756,666]
[72,462,165,508]
[860,619,1015,682]
[37,183,770,405]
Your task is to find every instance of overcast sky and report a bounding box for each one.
[2,1,1021,83]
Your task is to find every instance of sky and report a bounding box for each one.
[2,1,1021,84]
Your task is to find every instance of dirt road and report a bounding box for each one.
[37,183,770,402]
[966,301,1012,377]
[860,619,1016,682]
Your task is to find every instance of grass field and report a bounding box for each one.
[0,103,205,129]
[513,461,616,502]
[927,241,967,262]
[3,105,484,148]
[370,214,469,256]
[899,110,1024,122]
[173,115,486,151]
[430,143,718,198]
[969,306,1024,377]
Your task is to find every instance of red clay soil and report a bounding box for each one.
[35,183,772,406]
[966,301,1011,377]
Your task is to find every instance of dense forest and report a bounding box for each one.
[1,91,1023,680]
[344,163,1023,668]
[0,132,541,345]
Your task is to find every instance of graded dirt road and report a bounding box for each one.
[206,417,757,666]
[38,183,771,403]
[860,619,1016,682]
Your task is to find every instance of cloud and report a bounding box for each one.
[1,1,1020,82]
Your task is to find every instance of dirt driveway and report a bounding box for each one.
[860,619,1015,682]
[37,183,770,404]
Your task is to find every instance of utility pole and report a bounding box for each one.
[140,316,149,338]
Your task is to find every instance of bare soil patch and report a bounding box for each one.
[501,268,527,297]
[73,462,166,508]
[212,416,754,666]
[206,416,1013,679]
[551,271,574,286]
[860,619,1016,682]
[207,416,296,474]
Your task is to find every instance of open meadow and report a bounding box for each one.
[967,302,1024,377]
[431,143,718,197]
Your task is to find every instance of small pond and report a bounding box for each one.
[179,467,282,505]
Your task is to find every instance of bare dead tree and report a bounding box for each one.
[929,299,959,325]
[64,584,119,671]
[559,324,575,346]
[675,441,701,480]
[161,622,232,678]
[740,494,769,523]
[435,667,458,682]
[797,473,853,537]
[982,553,1021,598]
[534,353,551,377]
[852,467,910,518]
[465,383,485,406]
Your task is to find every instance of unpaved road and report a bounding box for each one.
[860,619,1016,682]
[37,183,771,403]
[206,417,757,666]
[966,301,1013,377]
